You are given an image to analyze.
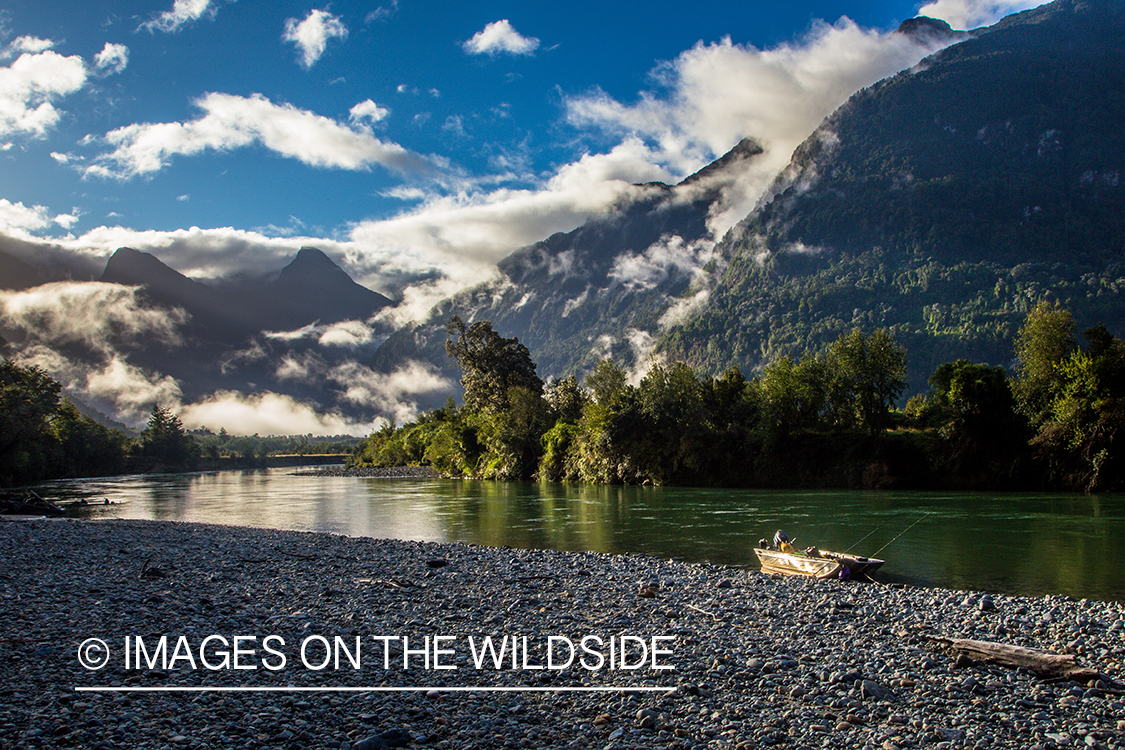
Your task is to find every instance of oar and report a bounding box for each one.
[870,512,931,558]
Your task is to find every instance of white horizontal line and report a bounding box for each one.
[75,685,672,693]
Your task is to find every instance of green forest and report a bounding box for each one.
[0,365,357,488]
[351,304,1125,492]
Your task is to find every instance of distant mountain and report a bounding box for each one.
[100,246,392,341]
[369,138,766,390]
[661,0,1125,387]
[0,235,99,290]
[75,246,393,422]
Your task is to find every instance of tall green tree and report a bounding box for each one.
[445,316,543,412]
[140,405,195,467]
[1012,301,1078,428]
[824,329,907,433]
[0,360,62,485]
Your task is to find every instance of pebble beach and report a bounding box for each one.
[1,519,1123,750]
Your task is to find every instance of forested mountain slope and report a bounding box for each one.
[661,0,1125,387]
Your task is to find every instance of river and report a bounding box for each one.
[33,469,1125,603]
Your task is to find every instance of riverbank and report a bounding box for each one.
[293,465,441,478]
[2,520,1123,749]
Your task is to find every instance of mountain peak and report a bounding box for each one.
[896,16,956,38]
[677,138,765,188]
[290,246,336,268]
[100,247,191,287]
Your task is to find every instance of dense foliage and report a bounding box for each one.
[351,311,1125,492]
[0,359,361,487]
[0,360,128,486]
[661,0,1125,390]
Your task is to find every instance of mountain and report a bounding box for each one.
[658,0,1125,387]
[100,246,392,341]
[0,236,99,290]
[368,137,766,390]
[92,247,395,420]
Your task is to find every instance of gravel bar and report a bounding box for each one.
[2,519,1124,750]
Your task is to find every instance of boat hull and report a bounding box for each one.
[753,548,884,580]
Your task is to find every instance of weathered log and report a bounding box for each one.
[927,636,1100,683]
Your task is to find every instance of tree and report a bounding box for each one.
[0,360,63,485]
[543,375,586,424]
[1012,301,1077,427]
[824,329,906,432]
[584,359,630,408]
[445,316,543,412]
[140,405,195,467]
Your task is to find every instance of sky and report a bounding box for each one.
[0,0,1046,433]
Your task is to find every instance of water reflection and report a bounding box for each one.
[35,470,1125,602]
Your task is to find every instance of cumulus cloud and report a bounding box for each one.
[349,138,670,278]
[566,16,962,239]
[16,345,183,423]
[349,99,388,125]
[84,92,431,178]
[140,0,230,33]
[283,9,348,69]
[918,0,1045,29]
[463,20,539,56]
[2,283,187,423]
[179,391,378,436]
[84,356,183,418]
[265,319,377,349]
[93,43,129,75]
[0,198,77,236]
[0,40,89,139]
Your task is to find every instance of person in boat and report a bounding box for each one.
[773,530,797,553]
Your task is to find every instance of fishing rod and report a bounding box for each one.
[870,512,931,558]
[844,527,880,555]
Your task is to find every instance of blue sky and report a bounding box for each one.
[0,0,1046,433]
[2,1,1043,294]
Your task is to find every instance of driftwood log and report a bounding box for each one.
[927,636,1101,683]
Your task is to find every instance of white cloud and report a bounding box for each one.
[608,234,711,292]
[349,137,670,277]
[318,320,375,347]
[15,344,183,423]
[0,43,89,139]
[179,391,379,436]
[349,99,388,125]
[265,319,376,348]
[0,282,187,355]
[327,360,452,426]
[566,16,962,239]
[917,0,1045,29]
[283,9,348,69]
[0,198,80,236]
[84,356,183,418]
[93,43,129,75]
[140,0,229,33]
[3,37,55,56]
[463,20,539,56]
[84,92,432,178]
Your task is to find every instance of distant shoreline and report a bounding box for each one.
[291,465,441,478]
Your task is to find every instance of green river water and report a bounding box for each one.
[36,469,1125,603]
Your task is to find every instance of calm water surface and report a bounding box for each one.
[35,469,1125,603]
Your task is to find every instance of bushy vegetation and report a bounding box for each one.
[351,310,1125,492]
[1,360,128,486]
[0,359,361,487]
